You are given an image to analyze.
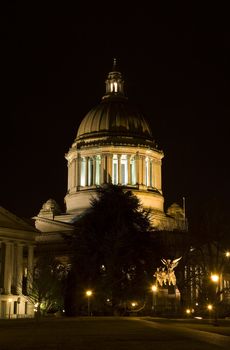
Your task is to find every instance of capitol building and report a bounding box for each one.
[0,60,187,318]
[36,59,187,233]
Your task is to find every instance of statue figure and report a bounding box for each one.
[154,267,167,287]
[154,257,182,287]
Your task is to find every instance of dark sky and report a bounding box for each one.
[1,4,229,222]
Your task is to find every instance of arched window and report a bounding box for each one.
[110,81,118,92]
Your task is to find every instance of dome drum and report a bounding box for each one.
[65,186,164,214]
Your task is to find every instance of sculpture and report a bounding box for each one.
[154,257,182,287]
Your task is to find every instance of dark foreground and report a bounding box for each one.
[0,316,229,350]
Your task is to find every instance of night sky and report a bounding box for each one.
[1,4,229,223]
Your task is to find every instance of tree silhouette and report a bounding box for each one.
[26,254,67,318]
[65,184,156,315]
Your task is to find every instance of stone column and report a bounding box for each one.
[3,242,12,294]
[88,158,92,186]
[72,159,76,188]
[67,162,71,192]
[138,155,143,185]
[100,155,105,184]
[127,155,131,184]
[155,161,162,191]
[80,157,83,187]
[85,157,89,186]
[118,155,121,184]
[75,154,81,189]
[135,153,139,184]
[70,160,74,189]
[152,160,156,187]
[142,156,146,185]
[147,158,151,187]
[16,244,23,294]
[75,157,79,188]
[149,160,153,187]
[159,161,162,190]
[93,156,96,185]
[27,245,34,292]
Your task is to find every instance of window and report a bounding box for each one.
[110,81,118,92]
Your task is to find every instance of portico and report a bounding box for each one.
[0,207,37,318]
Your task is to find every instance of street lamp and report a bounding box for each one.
[151,284,158,314]
[210,274,219,283]
[86,290,93,316]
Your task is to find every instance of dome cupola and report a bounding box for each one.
[75,59,155,150]
[103,58,125,98]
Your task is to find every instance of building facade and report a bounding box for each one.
[35,60,187,235]
[0,207,37,318]
[0,61,189,318]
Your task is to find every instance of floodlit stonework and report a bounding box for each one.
[35,60,187,234]
[0,207,37,318]
[0,61,188,318]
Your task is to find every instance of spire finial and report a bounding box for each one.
[112,58,117,71]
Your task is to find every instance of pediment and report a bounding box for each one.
[0,206,37,232]
[34,216,75,233]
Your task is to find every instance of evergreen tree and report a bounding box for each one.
[65,184,156,315]
[26,254,67,318]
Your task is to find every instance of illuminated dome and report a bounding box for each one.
[65,60,166,224]
[75,59,155,149]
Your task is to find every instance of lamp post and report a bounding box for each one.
[207,303,213,323]
[86,290,93,316]
[151,284,157,315]
[210,273,219,326]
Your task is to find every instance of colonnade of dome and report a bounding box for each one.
[67,152,161,190]
[65,145,164,214]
